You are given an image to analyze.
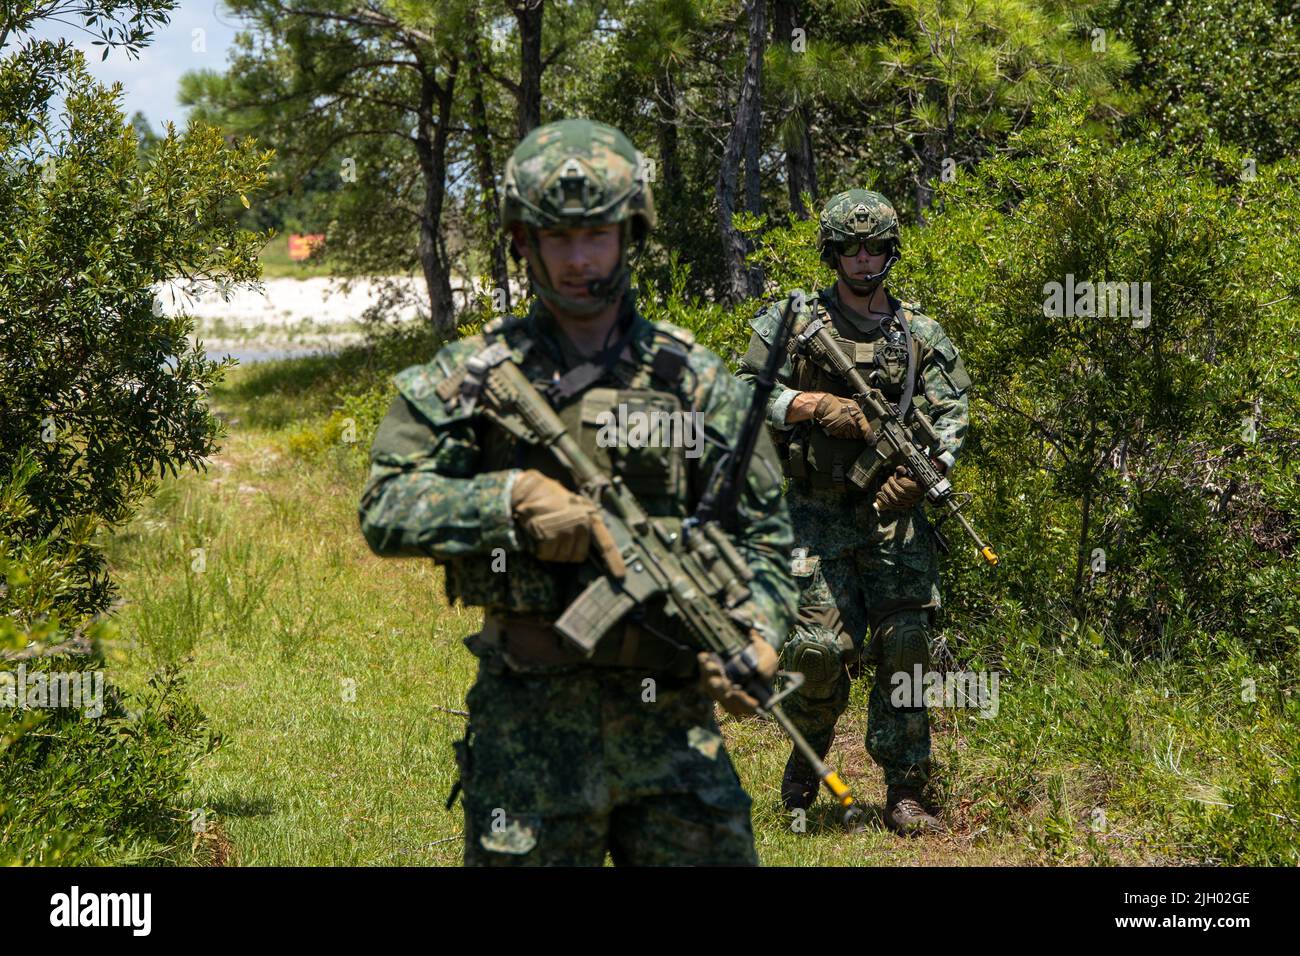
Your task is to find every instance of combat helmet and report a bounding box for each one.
[501,118,655,315]
[817,189,901,294]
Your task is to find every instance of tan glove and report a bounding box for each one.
[697,633,779,717]
[874,465,925,511]
[511,470,626,576]
[813,394,874,441]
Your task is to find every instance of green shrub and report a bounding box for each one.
[2,452,218,865]
[0,663,219,866]
[1,47,270,618]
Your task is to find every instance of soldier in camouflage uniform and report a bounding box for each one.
[358,119,796,866]
[737,189,971,836]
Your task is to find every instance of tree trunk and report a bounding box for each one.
[1072,478,1094,620]
[656,71,682,202]
[785,104,818,219]
[772,0,817,219]
[654,70,685,263]
[717,0,767,304]
[915,131,941,225]
[744,92,762,217]
[514,0,544,137]
[414,63,459,336]
[916,86,956,224]
[1072,421,1100,620]
[467,4,510,310]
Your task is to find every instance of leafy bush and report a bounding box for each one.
[1116,0,1300,162]
[891,95,1299,659]
[1,5,266,866]
[0,54,270,617]
[0,663,219,866]
[2,452,218,865]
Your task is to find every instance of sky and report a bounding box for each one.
[29,0,243,133]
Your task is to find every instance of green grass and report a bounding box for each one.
[101,345,1300,865]
[106,414,475,863]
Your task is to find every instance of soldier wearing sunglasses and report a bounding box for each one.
[737,190,972,836]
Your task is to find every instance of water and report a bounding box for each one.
[209,345,341,365]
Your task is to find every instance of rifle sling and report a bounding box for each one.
[543,305,641,407]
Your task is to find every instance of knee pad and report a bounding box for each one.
[875,610,931,681]
[781,626,844,699]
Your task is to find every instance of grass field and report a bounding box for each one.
[101,346,1299,866]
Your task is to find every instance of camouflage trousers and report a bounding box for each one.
[454,651,758,866]
[780,493,941,788]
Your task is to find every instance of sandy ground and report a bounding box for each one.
[155,275,506,363]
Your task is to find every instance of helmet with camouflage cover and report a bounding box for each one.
[817,189,901,294]
[502,118,655,315]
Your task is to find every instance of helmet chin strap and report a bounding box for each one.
[526,222,632,317]
[838,251,898,296]
[533,265,629,316]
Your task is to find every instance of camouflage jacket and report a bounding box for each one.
[358,298,796,649]
[737,285,970,467]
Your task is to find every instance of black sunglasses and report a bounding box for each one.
[834,238,891,258]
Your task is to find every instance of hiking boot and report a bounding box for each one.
[781,748,824,812]
[884,785,942,836]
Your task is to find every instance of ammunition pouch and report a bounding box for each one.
[781,424,889,494]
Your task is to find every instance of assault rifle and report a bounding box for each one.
[794,315,999,565]
[476,293,866,830]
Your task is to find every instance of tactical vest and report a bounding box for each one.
[437,315,698,616]
[779,295,921,488]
